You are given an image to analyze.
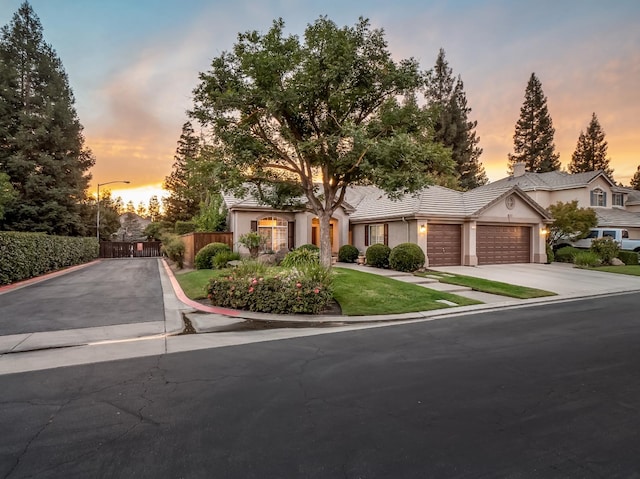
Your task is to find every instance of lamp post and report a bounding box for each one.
[97,180,130,241]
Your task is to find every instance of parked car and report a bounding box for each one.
[567,228,640,252]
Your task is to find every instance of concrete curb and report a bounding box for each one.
[0,260,101,295]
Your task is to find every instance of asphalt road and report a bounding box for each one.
[2,293,640,478]
[0,259,164,335]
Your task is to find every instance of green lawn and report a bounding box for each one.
[593,265,640,276]
[332,268,480,315]
[417,271,556,299]
[174,267,481,315]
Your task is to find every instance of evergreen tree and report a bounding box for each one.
[0,2,95,235]
[568,113,613,178]
[126,200,135,214]
[147,195,161,222]
[0,172,16,220]
[136,201,147,218]
[425,49,487,190]
[631,165,640,190]
[507,73,560,174]
[163,122,203,223]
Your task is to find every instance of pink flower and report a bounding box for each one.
[252,279,258,285]
[249,287,254,293]
[296,282,302,288]
[314,288,320,294]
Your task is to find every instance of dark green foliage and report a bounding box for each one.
[366,244,391,268]
[338,244,360,263]
[389,242,425,272]
[161,234,185,268]
[547,200,598,246]
[590,237,620,265]
[175,221,197,235]
[0,172,16,220]
[195,242,231,270]
[425,49,487,190]
[211,251,241,269]
[617,250,639,265]
[143,222,168,241]
[573,251,601,268]
[555,246,581,263]
[545,243,554,264]
[508,73,560,174]
[281,248,320,268]
[631,165,640,190]
[568,113,613,178]
[194,192,227,232]
[0,3,95,235]
[297,244,320,252]
[0,231,98,284]
[206,268,332,314]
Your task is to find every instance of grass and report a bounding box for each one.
[174,269,228,299]
[593,265,640,276]
[417,271,556,299]
[332,268,480,315]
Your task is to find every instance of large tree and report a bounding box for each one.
[547,200,598,246]
[191,17,453,267]
[568,113,613,178]
[631,165,640,190]
[0,172,16,220]
[0,2,95,235]
[425,48,486,190]
[507,73,560,174]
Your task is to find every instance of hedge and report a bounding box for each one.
[0,232,99,285]
[618,250,639,265]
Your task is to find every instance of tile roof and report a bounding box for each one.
[593,207,640,228]
[478,170,610,192]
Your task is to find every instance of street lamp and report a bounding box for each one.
[97,180,130,241]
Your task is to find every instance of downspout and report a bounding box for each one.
[402,216,409,242]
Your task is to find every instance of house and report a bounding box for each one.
[480,163,640,238]
[222,181,553,266]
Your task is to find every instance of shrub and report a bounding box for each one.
[573,251,601,268]
[0,232,98,284]
[545,243,555,264]
[281,248,320,268]
[161,234,185,268]
[389,243,425,272]
[238,232,264,258]
[618,250,639,265]
[175,221,197,235]
[338,244,359,263]
[206,267,333,314]
[211,251,241,269]
[234,259,269,278]
[297,243,319,252]
[195,242,231,270]
[366,243,391,268]
[555,246,580,263]
[590,237,620,265]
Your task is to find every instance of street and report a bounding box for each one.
[1,292,640,478]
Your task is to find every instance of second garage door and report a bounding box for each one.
[427,224,462,266]
[477,225,531,265]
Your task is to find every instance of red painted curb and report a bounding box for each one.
[161,260,240,316]
[0,260,102,294]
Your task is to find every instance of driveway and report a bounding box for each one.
[0,259,165,336]
[430,262,640,296]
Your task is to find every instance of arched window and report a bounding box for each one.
[590,188,606,207]
[258,216,288,252]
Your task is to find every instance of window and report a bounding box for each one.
[258,216,288,252]
[586,230,598,239]
[603,230,617,239]
[613,193,624,207]
[368,224,385,245]
[590,188,606,207]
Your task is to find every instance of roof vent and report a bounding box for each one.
[513,162,526,177]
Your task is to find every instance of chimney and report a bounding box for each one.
[513,162,526,177]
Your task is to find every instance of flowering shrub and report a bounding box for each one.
[280,248,319,268]
[206,266,333,314]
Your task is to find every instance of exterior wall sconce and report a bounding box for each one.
[419,224,427,233]
[540,228,549,236]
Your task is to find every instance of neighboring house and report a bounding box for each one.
[481,163,640,238]
[116,212,151,241]
[222,182,553,266]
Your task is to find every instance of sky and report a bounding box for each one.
[1,0,639,207]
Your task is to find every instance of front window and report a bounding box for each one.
[258,216,288,252]
[613,193,624,207]
[368,224,385,245]
[591,188,606,207]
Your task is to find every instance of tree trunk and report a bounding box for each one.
[318,211,333,269]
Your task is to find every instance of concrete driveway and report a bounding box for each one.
[429,262,640,296]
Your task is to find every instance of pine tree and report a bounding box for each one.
[508,73,560,174]
[147,195,161,222]
[136,202,147,218]
[163,122,203,223]
[631,165,640,190]
[425,49,487,190]
[126,200,135,214]
[0,2,95,235]
[568,113,613,178]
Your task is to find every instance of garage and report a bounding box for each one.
[426,224,462,266]
[477,225,531,265]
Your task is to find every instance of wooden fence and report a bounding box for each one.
[181,232,234,268]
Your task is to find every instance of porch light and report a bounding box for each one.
[540,228,549,236]
[419,224,427,233]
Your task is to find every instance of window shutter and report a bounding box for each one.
[250,220,257,232]
[603,192,607,207]
[590,191,594,206]
[364,224,369,246]
[288,221,295,250]
[383,224,389,246]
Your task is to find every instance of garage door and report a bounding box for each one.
[427,224,462,266]
[477,225,530,265]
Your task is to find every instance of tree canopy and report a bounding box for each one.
[568,113,613,178]
[190,17,454,266]
[547,200,598,246]
[0,2,94,235]
[631,165,640,190]
[425,48,486,190]
[507,73,560,174]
